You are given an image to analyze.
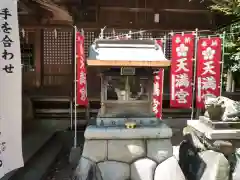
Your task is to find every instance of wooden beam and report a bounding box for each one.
[35,109,99,113]
[99,7,153,12]
[18,1,33,15]
[87,60,171,67]
[19,25,73,29]
[162,9,209,13]
[76,22,214,31]
[86,6,210,14]
[18,11,29,15]
[96,0,100,23]
[135,0,138,24]
[34,29,42,87]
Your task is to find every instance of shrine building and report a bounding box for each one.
[18,0,231,124]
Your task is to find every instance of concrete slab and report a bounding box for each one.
[1,131,55,180]
[10,135,62,180]
[1,120,69,180]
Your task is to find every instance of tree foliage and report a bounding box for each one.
[221,21,240,73]
[192,0,240,73]
[210,0,240,73]
[210,0,240,16]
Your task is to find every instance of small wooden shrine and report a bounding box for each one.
[87,39,170,125]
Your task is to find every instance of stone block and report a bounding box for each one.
[197,150,230,180]
[108,140,146,163]
[82,140,107,162]
[69,146,82,166]
[74,157,102,180]
[173,145,180,161]
[232,148,240,180]
[97,117,159,127]
[22,93,33,133]
[22,93,33,121]
[84,124,172,140]
[213,140,234,156]
[147,139,173,163]
[131,158,157,180]
[154,156,186,180]
[98,161,130,180]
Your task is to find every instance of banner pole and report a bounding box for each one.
[220,31,226,95]
[191,28,198,120]
[74,26,77,148]
[160,35,167,120]
[70,26,75,131]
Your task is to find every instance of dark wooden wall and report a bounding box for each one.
[59,0,215,30]
[19,0,218,98]
[19,1,74,97]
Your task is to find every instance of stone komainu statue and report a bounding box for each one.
[204,96,240,121]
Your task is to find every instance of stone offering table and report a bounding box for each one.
[74,123,187,180]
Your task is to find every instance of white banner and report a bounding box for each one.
[0,0,24,178]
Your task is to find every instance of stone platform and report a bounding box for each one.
[199,116,240,130]
[74,123,186,180]
[187,120,240,140]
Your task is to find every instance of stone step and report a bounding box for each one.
[9,134,63,180]
[35,108,191,120]
[35,108,99,114]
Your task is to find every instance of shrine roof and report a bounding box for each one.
[36,0,73,22]
[19,0,73,23]
[87,39,170,67]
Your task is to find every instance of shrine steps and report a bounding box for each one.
[32,96,99,120]
[162,109,192,119]
[30,92,240,121]
[31,96,193,124]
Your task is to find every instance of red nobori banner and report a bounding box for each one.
[156,39,163,47]
[153,69,164,119]
[152,39,164,119]
[196,37,221,109]
[76,32,88,106]
[170,34,194,108]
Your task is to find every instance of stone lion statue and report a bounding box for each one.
[204,96,240,121]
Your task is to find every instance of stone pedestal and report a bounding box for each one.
[186,120,240,180]
[187,120,240,140]
[187,119,240,156]
[74,123,186,180]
